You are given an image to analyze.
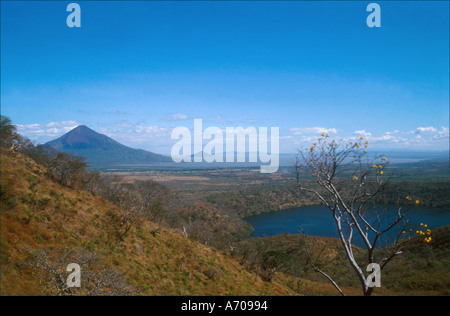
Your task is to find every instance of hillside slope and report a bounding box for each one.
[4,149,445,296]
[0,149,293,295]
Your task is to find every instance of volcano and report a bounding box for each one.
[44,125,171,166]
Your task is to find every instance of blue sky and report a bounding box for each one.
[1,0,449,154]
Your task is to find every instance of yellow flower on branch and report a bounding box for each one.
[353,176,358,180]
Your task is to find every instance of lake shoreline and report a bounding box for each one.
[244,205,450,247]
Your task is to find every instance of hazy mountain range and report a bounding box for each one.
[44,125,172,166]
[44,125,448,168]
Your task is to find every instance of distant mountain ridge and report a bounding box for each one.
[44,125,171,166]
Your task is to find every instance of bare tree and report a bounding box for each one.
[83,170,102,195]
[0,115,21,151]
[16,246,137,296]
[295,134,413,296]
[45,152,87,188]
[101,179,145,239]
[97,177,170,240]
[134,180,170,224]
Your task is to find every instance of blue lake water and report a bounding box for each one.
[245,205,450,247]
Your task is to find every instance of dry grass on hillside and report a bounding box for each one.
[1,149,300,295]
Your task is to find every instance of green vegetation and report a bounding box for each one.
[233,226,449,295]
[1,115,449,295]
[204,183,319,217]
[204,180,449,218]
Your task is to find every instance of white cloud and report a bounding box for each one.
[354,130,372,137]
[411,126,438,134]
[16,121,81,143]
[161,113,189,122]
[44,120,79,129]
[97,124,173,152]
[385,130,400,135]
[433,127,450,140]
[290,127,338,135]
[367,133,411,144]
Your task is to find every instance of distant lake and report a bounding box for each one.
[245,205,450,247]
[113,156,431,168]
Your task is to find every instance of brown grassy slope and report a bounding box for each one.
[0,149,295,295]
